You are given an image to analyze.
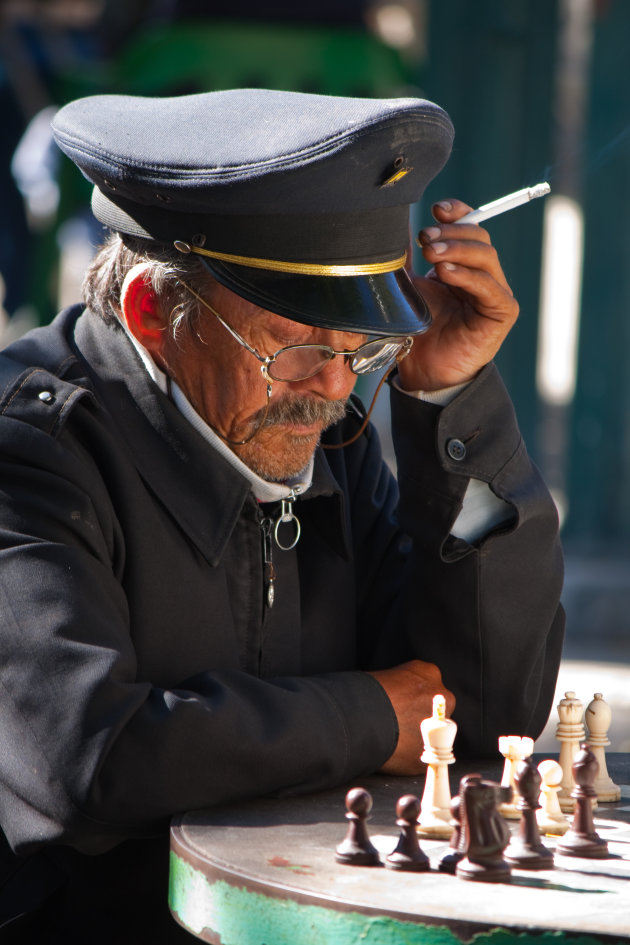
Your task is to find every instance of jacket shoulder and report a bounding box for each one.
[0,307,92,437]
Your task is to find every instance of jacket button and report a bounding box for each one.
[38,390,55,404]
[446,437,466,461]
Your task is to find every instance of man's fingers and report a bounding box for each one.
[429,265,519,326]
[430,199,473,224]
[419,236,512,296]
[368,660,456,776]
[418,222,493,248]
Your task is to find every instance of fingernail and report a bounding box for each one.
[423,226,441,241]
[431,241,448,254]
[442,262,456,271]
[435,201,453,211]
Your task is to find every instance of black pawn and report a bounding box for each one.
[335,787,381,866]
[556,743,610,859]
[504,756,554,869]
[386,795,430,872]
[439,793,465,874]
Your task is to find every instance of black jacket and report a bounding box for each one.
[0,306,564,941]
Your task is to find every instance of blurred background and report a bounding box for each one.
[0,0,628,748]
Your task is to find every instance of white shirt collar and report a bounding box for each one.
[124,326,313,502]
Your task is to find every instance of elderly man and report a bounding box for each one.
[0,89,563,942]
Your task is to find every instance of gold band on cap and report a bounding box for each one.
[179,242,407,276]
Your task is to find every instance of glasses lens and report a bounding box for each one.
[350,339,406,375]
[269,345,335,382]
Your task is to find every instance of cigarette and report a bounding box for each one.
[455,182,551,225]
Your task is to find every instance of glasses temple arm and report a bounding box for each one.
[178,281,269,365]
[324,340,412,450]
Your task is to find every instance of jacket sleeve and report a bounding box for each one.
[0,376,397,857]
[347,363,564,758]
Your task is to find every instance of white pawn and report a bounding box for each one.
[418,694,456,839]
[498,735,535,819]
[536,759,570,836]
[556,690,584,812]
[586,693,621,802]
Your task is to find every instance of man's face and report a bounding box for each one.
[156,280,364,481]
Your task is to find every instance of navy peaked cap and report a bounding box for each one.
[52,88,455,335]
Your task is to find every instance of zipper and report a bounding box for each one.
[258,487,302,610]
[260,516,276,609]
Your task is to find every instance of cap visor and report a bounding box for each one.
[198,258,431,337]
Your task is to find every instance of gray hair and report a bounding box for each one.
[81,233,211,338]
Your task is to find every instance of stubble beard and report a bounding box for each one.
[232,395,348,481]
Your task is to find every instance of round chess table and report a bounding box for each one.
[169,755,630,944]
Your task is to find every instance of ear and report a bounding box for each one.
[120,263,167,354]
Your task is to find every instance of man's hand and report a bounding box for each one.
[367,660,455,775]
[398,198,519,393]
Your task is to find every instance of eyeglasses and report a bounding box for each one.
[177,280,414,449]
[179,282,413,383]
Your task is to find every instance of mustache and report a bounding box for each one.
[254,396,348,429]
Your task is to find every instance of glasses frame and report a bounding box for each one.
[180,281,412,383]
[177,280,415,450]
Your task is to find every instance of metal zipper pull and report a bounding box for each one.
[261,517,276,608]
[273,488,301,551]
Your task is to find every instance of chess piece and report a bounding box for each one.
[498,735,535,819]
[504,756,554,869]
[555,743,610,859]
[585,693,621,802]
[556,691,584,812]
[438,791,465,874]
[418,694,456,839]
[536,759,570,836]
[385,795,430,872]
[335,787,381,866]
[456,775,512,883]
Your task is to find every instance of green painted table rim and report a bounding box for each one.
[168,848,626,945]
